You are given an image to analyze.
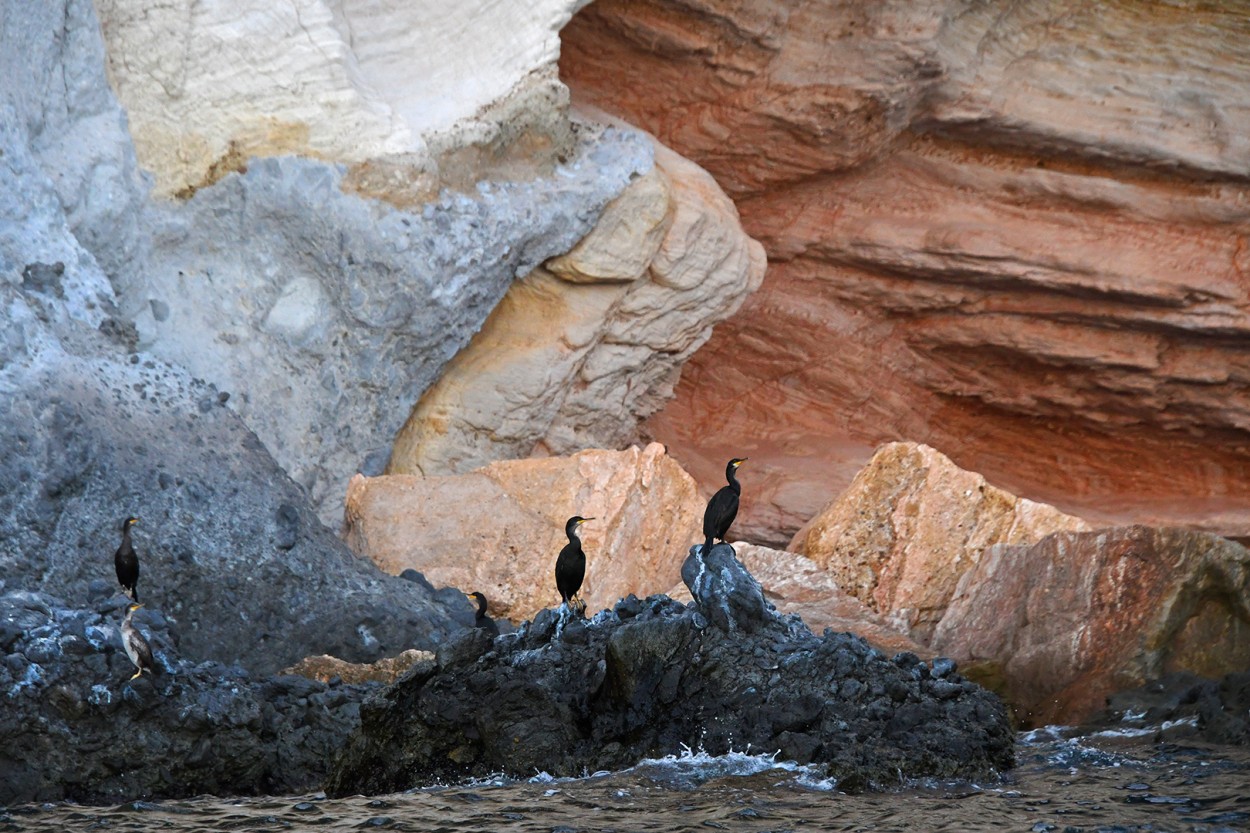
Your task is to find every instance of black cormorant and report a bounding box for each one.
[468,591,500,636]
[555,516,593,613]
[121,602,155,681]
[702,457,746,554]
[114,516,140,601]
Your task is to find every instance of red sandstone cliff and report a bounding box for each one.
[561,0,1250,546]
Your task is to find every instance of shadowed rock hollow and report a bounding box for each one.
[326,543,1014,795]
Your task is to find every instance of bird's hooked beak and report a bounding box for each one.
[733,458,747,467]
[578,517,594,525]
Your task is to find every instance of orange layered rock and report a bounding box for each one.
[930,526,1250,726]
[562,0,1250,547]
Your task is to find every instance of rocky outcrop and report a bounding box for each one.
[0,591,374,805]
[564,0,1250,546]
[388,135,765,477]
[15,0,662,529]
[930,526,1250,727]
[344,443,704,621]
[667,543,924,656]
[123,130,649,524]
[0,2,472,672]
[794,443,1091,641]
[326,542,1013,795]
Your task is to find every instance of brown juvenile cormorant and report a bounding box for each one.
[121,602,155,681]
[114,516,140,601]
[555,516,593,614]
[468,591,500,636]
[702,458,746,554]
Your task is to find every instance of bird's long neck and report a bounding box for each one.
[566,527,581,546]
[725,465,741,495]
[121,526,132,546]
[476,596,488,617]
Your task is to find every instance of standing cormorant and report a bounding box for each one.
[555,516,593,614]
[121,602,155,681]
[702,458,746,554]
[468,591,500,636]
[114,516,140,601]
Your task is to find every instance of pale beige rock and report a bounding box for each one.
[388,135,765,476]
[95,0,592,195]
[668,543,925,656]
[345,443,704,621]
[793,442,1092,642]
[546,167,673,283]
[281,649,434,685]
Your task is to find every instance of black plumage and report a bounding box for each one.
[702,457,746,554]
[121,602,155,681]
[469,591,499,637]
[114,516,140,601]
[555,516,593,612]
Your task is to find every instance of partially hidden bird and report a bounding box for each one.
[555,515,593,616]
[121,601,156,682]
[114,516,140,601]
[468,591,500,637]
[702,457,746,555]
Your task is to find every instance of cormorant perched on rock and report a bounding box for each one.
[468,591,499,636]
[114,516,140,601]
[555,516,593,615]
[702,458,746,554]
[121,602,155,681]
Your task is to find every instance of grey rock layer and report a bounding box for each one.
[0,591,373,805]
[126,131,652,522]
[326,543,1014,795]
[5,0,655,529]
[0,279,471,673]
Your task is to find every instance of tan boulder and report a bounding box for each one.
[388,135,765,477]
[345,443,704,621]
[281,649,434,685]
[930,526,1250,726]
[668,542,925,657]
[793,442,1091,642]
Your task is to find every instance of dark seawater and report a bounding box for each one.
[5,728,1248,832]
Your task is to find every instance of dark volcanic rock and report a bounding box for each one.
[326,543,1014,795]
[1087,670,1250,746]
[0,591,374,805]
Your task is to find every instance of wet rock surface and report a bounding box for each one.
[1088,670,1250,747]
[0,591,376,805]
[327,543,1014,795]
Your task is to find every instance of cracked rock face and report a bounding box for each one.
[563,0,1250,546]
[325,542,1013,795]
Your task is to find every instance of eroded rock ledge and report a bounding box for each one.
[326,543,1013,795]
